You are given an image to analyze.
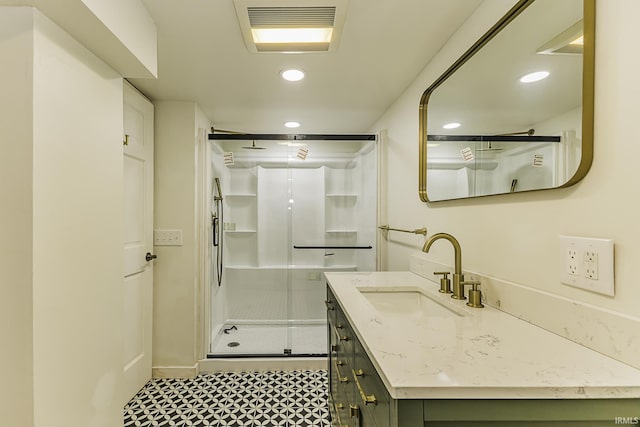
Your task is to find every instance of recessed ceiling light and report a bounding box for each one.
[281,69,305,82]
[251,28,333,44]
[520,71,550,83]
[443,122,461,130]
[284,121,300,128]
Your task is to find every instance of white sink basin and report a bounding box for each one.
[358,287,468,317]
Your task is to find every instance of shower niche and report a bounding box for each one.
[208,138,377,357]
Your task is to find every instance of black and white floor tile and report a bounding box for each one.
[124,370,331,427]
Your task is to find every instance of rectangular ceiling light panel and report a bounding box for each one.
[234,0,348,53]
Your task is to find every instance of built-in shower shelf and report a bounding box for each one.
[225,265,259,269]
[225,229,257,234]
[226,193,257,197]
[325,193,358,198]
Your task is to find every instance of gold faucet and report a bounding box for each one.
[422,233,466,300]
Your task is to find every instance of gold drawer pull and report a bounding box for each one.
[333,325,349,341]
[335,361,349,383]
[352,369,377,405]
[349,404,360,418]
[332,402,350,427]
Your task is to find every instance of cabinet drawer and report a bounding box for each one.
[332,308,354,361]
[326,286,338,326]
[353,340,391,427]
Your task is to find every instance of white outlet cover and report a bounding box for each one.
[559,235,614,296]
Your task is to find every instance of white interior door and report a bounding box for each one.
[123,82,154,401]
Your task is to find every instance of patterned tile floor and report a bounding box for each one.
[124,370,332,427]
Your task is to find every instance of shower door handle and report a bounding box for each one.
[145,252,157,262]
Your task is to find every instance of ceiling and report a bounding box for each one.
[129,0,483,134]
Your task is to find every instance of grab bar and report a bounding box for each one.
[378,225,427,235]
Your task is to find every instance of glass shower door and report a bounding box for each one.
[288,166,329,355]
[208,138,376,357]
[288,140,377,355]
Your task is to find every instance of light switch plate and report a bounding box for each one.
[154,229,183,246]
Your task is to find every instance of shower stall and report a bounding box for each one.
[207,134,377,357]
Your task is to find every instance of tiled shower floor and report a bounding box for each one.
[210,324,327,356]
[124,370,331,427]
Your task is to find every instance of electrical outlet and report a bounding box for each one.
[584,251,598,279]
[566,248,579,275]
[584,250,597,263]
[559,235,614,296]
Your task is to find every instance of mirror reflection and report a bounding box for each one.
[420,0,594,202]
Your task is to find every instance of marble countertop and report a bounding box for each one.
[324,271,640,400]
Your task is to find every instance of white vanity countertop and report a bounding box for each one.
[324,271,640,400]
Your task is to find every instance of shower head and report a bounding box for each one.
[242,140,266,150]
[214,177,223,201]
[475,129,535,152]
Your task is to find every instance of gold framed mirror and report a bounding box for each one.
[419,0,595,202]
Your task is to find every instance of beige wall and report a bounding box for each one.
[32,11,124,427]
[80,0,157,75]
[372,0,640,318]
[0,8,35,427]
[153,101,211,373]
[1,7,125,426]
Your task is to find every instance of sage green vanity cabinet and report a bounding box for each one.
[326,284,640,427]
[327,287,391,427]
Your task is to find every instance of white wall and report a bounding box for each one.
[1,7,125,426]
[80,0,157,75]
[153,101,211,374]
[27,0,157,78]
[372,0,640,325]
[32,11,124,427]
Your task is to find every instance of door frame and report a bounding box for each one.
[198,127,212,361]
[198,135,383,360]
[122,80,154,401]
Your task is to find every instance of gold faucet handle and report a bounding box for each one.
[434,271,453,294]
[461,281,484,308]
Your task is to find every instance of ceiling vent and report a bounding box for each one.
[234,0,348,53]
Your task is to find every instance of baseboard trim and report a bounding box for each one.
[152,364,200,379]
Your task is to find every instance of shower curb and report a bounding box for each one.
[199,357,327,373]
